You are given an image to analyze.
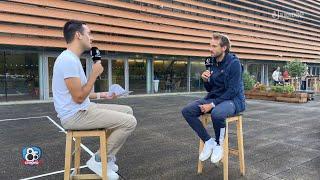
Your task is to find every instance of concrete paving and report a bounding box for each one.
[0,93,319,180]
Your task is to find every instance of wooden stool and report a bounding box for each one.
[197,114,245,180]
[64,129,109,180]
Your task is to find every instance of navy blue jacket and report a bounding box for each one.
[204,53,246,114]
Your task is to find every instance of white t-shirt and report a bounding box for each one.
[52,49,90,121]
[272,70,281,81]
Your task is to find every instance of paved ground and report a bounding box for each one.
[0,93,319,180]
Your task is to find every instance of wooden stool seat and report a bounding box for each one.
[197,114,245,180]
[64,129,109,180]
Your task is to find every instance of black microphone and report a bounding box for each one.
[204,56,213,82]
[90,47,102,79]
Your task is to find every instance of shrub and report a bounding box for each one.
[271,85,295,93]
[243,71,256,90]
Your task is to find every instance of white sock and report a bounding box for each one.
[219,128,226,145]
[205,138,215,145]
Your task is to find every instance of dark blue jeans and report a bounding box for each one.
[181,98,236,144]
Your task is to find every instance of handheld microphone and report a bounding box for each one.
[204,56,213,82]
[90,47,102,79]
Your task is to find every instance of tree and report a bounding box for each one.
[284,59,308,78]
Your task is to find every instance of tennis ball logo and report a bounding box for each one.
[22,146,42,165]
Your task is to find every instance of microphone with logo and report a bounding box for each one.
[204,56,213,82]
[90,46,102,80]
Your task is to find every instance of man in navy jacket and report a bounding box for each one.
[182,33,245,163]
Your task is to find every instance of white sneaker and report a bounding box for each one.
[86,156,119,180]
[199,138,216,161]
[211,145,223,163]
[108,156,119,172]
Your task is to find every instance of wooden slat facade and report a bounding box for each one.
[0,0,319,63]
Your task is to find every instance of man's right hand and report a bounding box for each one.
[92,60,104,78]
[201,70,212,82]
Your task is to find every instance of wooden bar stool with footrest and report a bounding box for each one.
[64,129,109,180]
[197,114,245,180]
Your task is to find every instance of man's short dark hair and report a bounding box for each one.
[212,33,231,54]
[63,20,86,44]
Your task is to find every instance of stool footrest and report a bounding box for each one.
[229,148,239,156]
[71,174,101,179]
[72,130,106,137]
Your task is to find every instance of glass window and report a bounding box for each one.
[248,64,262,83]
[129,58,146,94]
[1,51,39,101]
[190,60,205,91]
[0,51,5,102]
[94,59,108,93]
[112,59,125,88]
[154,59,187,93]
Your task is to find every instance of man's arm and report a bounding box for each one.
[201,70,212,92]
[208,61,241,105]
[65,62,103,104]
[65,74,98,104]
[204,82,212,92]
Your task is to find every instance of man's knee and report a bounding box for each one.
[126,115,137,130]
[126,106,134,115]
[181,106,189,117]
[211,108,227,121]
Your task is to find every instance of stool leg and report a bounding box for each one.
[64,132,73,180]
[223,125,229,180]
[197,139,204,174]
[74,137,81,175]
[100,131,108,180]
[197,115,208,174]
[237,116,245,176]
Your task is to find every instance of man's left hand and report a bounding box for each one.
[100,92,117,99]
[199,103,214,113]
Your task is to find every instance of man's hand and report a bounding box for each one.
[199,103,214,113]
[100,92,117,100]
[92,60,104,78]
[201,70,212,82]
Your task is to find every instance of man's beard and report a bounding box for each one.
[214,51,223,59]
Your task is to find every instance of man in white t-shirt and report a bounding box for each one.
[52,20,136,179]
[272,66,281,85]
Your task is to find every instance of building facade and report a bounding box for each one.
[0,0,319,101]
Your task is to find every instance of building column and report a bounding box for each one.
[38,53,49,100]
[265,64,269,86]
[187,58,191,92]
[244,61,248,72]
[261,64,265,84]
[146,57,153,94]
[124,57,129,91]
[108,58,112,90]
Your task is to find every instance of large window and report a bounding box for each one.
[112,59,125,88]
[0,51,39,101]
[94,59,108,92]
[154,59,188,93]
[190,60,206,91]
[129,58,146,94]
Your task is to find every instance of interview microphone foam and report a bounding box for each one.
[90,47,102,79]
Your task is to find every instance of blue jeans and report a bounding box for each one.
[181,99,236,144]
